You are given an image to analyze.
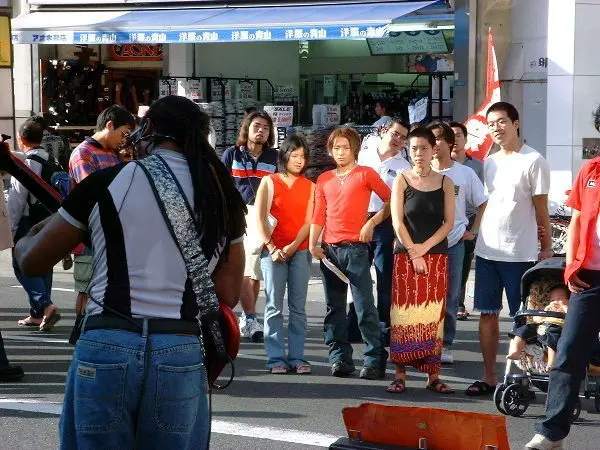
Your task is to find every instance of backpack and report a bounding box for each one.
[26,153,70,224]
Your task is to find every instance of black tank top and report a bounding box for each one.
[394,174,448,255]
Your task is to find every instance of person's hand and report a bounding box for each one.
[462,231,476,241]
[76,292,88,315]
[411,257,428,274]
[359,220,375,243]
[538,249,554,261]
[115,82,122,93]
[271,249,286,263]
[407,243,428,260]
[567,271,590,293]
[119,147,134,162]
[310,246,326,261]
[281,244,297,260]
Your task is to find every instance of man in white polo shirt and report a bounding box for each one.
[358,119,411,344]
[428,122,487,364]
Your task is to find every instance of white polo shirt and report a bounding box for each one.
[432,162,488,247]
[358,146,411,213]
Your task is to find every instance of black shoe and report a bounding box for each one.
[331,361,356,377]
[359,366,385,380]
[0,365,24,382]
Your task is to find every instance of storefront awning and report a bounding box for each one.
[12,1,441,45]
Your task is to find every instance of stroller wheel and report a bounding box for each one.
[571,398,582,422]
[494,384,507,414]
[501,383,530,417]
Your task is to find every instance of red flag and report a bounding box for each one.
[464,28,501,161]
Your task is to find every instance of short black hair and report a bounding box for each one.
[486,101,519,122]
[28,115,48,131]
[19,120,44,145]
[376,100,389,113]
[245,106,257,115]
[428,122,456,147]
[407,127,436,148]
[278,133,309,174]
[388,118,410,132]
[449,121,468,137]
[96,105,136,132]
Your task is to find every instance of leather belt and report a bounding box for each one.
[84,314,200,336]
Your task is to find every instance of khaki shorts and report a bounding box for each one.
[244,249,263,280]
[73,254,94,293]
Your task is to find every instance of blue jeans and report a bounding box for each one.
[261,249,311,368]
[13,217,53,318]
[473,256,534,316]
[60,325,209,450]
[443,241,465,347]
[321,243,387,369]
[536,269,600,441]
[368,217,394,327]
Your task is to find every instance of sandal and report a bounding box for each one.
[270,366,288,375]
[293,364,311,375]
[464,380,495,396]
[39,305,61,332]
[426,379,455,394]
[386,378,406,394]
[17,316,42,327]
[457,310,469,321]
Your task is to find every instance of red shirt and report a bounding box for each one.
[269,174,313,251]
[312,166,391,244]
[564,157,600,282]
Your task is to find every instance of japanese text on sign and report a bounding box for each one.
[264,106,294,128]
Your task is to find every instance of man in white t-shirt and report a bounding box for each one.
[372,101,393,128]
[429,122,487,364]
[465,102,552,396]
[357,119,411,343]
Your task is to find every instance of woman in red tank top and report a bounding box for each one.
[255,134,315,374]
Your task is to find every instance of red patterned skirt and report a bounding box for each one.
[390,252,448,375]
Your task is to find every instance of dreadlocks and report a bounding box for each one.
[144,95,247,259]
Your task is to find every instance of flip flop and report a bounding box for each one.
[464,380,495,396]
[39,311,61,332]
[17,317,42,327]
[426,379,455,394]
[386,378,406,394]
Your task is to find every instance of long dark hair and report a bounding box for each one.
[144,95,247,259]
[235,111,275,148]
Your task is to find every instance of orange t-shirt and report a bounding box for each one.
[269,174,314,251]
[312,166,391,244]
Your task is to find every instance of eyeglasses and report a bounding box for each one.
[119,129,130,138]
[486,118,511,130]
[389,131,408,141]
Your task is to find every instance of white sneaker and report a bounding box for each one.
[441,347,454,364]
[244,318,264,343]
[239,316,248,338]
[525,434,564,449]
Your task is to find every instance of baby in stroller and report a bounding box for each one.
[506,284,570,371]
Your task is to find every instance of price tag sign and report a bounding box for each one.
[325,105,341,125]
[274,85,295,98]
[187,79,203,100]
[264,105,294,128]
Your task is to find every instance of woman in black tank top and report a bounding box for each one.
[387,127,456,394]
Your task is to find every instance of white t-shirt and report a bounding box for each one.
[373,116,393,128]
[358,146,411,213]
[475,144,550,262]
[432,162,487,248]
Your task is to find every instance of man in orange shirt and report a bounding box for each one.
[526,154,600,449]
[309,127,390,379]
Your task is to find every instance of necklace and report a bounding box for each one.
[336,165,356,186]
[414,169,431,177]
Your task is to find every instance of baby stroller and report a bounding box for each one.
[494,257,600,419]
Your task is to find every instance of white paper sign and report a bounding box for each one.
[264,105,294,128]
[408,97,428,124]
[274,84,295,98]
[325,105,341,126]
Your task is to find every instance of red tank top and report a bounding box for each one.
[269,174,313,251]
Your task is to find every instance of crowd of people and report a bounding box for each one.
[0,97,598,449]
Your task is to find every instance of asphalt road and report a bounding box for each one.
[0,250,598,449]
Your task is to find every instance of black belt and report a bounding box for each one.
[84,314,201,336]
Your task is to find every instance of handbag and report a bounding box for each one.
[245,175,277,254]
[136,154,239,387]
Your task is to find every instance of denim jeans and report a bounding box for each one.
[60,324,209,450]
[261,249,311,368]
[12,217,53,318]
[535,269,600,442]
[321,243,387,369]
[0,331,9,370]
[443,241,465,347]
[368,217,394,327]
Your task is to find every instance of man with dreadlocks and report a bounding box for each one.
[14,95,246,449]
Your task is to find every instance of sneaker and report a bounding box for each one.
[239,316,247,338]
[0,365,24,382]
[244,318,264,343]
[441,347,454,364]
[525,434,564,449]
[331,361,356,377]
[359,366,385,380]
